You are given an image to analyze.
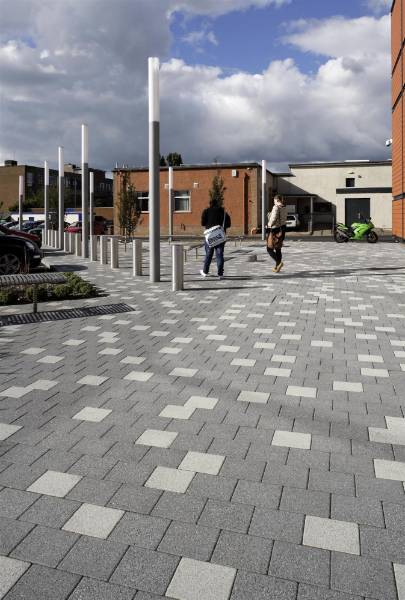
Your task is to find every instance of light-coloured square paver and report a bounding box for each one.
[145,466,195,493]
[272,430,311,450]
[170,368,198,377]
[394,563,405,600]
[159,347,182,355]
[374,459,405,481]
[286,386,317,398]
[333,381,363,393]
[99,348,123,356]
[311,341,333,348]
[0,386,29,398]
[0,556,30,598]
[217,345,240,353]
[21,347,45,355]
[185,396,218,410]
[120,356,145,365]
[166,557,236,600]
[303,516,360,555]
[179,451,225,475]
[254,342,276,350]
[136,429,178,448]
[77,375,108,386]
[237,390,269,404]
[0,422,22,441]
[62,502,124,538]
[172,337,192,344]
[124,371,153,382]
[37,355,64,364]
[361,368,389,378]
[27,470,81,497]
[231,358,256,367]
[63,339,85,346]
[271,354,296,363]
[72,406,112,422]
[160,405,195,420]
[358,354,384,363]
[264,367,291,377]
[29,379,58,391]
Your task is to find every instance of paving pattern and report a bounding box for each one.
[0,239,405,599]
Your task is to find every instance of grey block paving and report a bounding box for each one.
[2,240,405,599]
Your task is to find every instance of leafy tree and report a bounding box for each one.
[166,153,183,166]
[118,173,142,249]
[160,155,167,166]
[209,175,225,207]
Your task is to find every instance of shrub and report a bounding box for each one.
[0,273,99,305]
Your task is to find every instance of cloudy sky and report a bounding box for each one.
[0,0,392,172]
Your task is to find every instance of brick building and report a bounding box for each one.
[113,163,273,236]
[392,0,405,239]
[0,160,113,213]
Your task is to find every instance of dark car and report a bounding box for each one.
[0,232,43,274]
[0,223,42,248]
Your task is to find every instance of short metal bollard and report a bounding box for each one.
[110,237,119,269]
[132,239,142,276]
[75,234,81,257]
[64,232,69,252]
[90,235,97,261]
[100,236,108,265]
[172,244,184,291]
[68,233,74,254]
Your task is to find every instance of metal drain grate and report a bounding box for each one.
[0,303,135,326]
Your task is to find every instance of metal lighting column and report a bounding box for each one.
[89,171,96,260]
[18,175,24,230]
[261,159,267,241]
[168,166,173,242]
[58,146,64,249]
[148,57,160,282]
[81,124,89,258]
[44,160,49,241]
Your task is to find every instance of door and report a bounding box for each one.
[345,198,370,224]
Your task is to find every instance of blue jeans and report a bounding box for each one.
[203,242,225,276]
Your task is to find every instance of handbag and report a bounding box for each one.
[267,229,283,250]
[204,211,227,248]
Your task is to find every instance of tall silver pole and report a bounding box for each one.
[81,124,89,258]
[148,57,160,282]
[89,171,94,237]
[168,166,173,241]
[44,160,49,240]
[58,146,64,248]
[18,175,24,230]
[261,159,267,241]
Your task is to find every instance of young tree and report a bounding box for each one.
[160,155,167,166]
[166,153,183,166]
[209,175,225,207]
[118,173,142,249]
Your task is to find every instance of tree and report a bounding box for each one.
[166,153,183,166]
[209,175,225,207]
[160,155,167,166]
[118,173,142,249]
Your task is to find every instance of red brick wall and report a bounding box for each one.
[113,166,266,236]
[392,0,405,239]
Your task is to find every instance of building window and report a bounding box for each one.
[26,172,33,187]
[174,190,190,212]
[346,178,355,188]
[136,191,149,212]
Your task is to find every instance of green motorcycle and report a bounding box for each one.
[334,217,378,243]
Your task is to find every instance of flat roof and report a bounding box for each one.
[113,162,273,174]
[289,160,392,169]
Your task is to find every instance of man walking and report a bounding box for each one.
[200,197,231,279]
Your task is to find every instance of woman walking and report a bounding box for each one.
[267,195,287,272]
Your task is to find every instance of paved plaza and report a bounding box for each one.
[0,239,405,599]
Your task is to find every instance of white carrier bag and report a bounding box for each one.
[204,211,227,248]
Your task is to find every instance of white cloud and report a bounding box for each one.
[365,0,391,15]
[0,2,391,171]
[169,0,290,18]
[182,27,218,49]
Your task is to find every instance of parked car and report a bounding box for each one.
[0,223,42,248]
[65,220,106,235]
[286,214,300,230]
[0,232,43,274]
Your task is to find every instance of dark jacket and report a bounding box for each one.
[201,207,231,231]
